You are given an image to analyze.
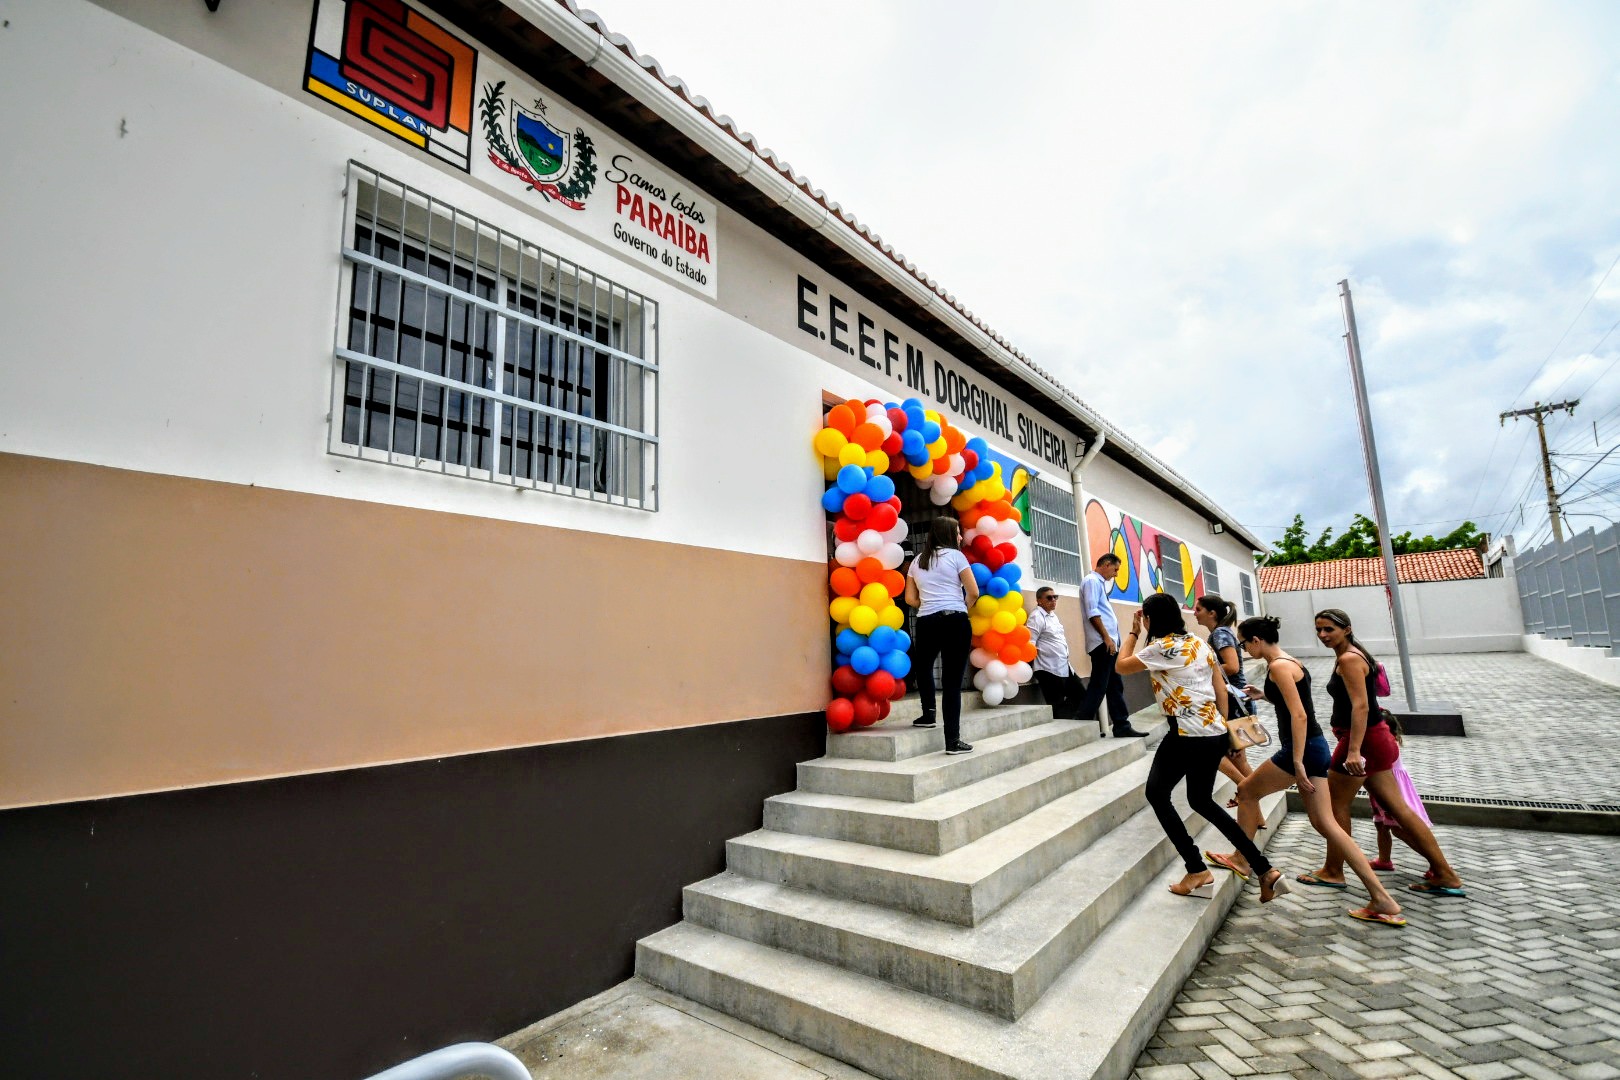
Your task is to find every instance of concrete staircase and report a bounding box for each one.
[636,701,1287,1080]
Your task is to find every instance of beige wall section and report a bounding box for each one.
[0,454,829,809]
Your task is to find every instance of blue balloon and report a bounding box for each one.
[834,651,852,669]
[836,628,868,654]
[881,651,912,678]
[906,450,931,467]
[869,626,898,653]
[922,421,942,444]
[851,646,881,676]
[987,577,1010,598]
[901,430,926,455]
[970,562,992,587]
[866,474,896,503]
[837,465,868,494]
[821,486,847,513]
[902,397,924,412]
[966,437,988,455]
[894,631,911,653]
[1002,563,1022,585]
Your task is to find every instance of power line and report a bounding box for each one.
[1516,247,1620,404]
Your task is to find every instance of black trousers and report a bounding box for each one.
[1033,668,1083,720]
[1145,729,1274,877]
[1077,642,1129,730]
[914,611,972,746]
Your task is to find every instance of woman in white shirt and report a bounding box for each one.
[904,517,981,754]
[1116,592,1289,901]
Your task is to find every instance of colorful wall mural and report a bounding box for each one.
[1084,497,1206,607]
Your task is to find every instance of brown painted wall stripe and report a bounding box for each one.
[0,453,829,809]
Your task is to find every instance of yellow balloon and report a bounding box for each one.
[924,409,940,423]
[839,443,868,468]
[829,597,857,624]
[909,462,934,480]
[974,595,999,618]
[927,438,947,458]
[970,615,991,636]
[1015,607,1028,627]
[813,427,848,457]
[866,449,890,475]
[849,605,879,635]
[952,490,979,511]
[991,610,1017,634]
[1000,592,1023,612]
[859,582,890,609]
[985,480,1006,501]
[878,605,905,630]
[822,456,841,481]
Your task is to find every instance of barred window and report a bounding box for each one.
[1201,555,1221,597]
[331,162,659,509]
[1159,537,1185,601]
[1240,572,1256,616]
[1029,476,1083,586]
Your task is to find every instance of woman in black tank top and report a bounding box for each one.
[1311,609,1465,904]
[1204,615,1405,925]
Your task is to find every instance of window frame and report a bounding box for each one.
[1029,475,1084,586]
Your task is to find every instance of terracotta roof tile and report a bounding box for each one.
[1257,549,1486,593]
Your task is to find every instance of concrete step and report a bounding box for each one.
[728,754,1153,926]
[765,736,1143,855]
[691,775,1262,1019]
[827,702,1056,762]
[638,792,1290,1080]
[797,720,1095,804]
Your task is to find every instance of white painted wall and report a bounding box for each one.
[1264,578,1526,655]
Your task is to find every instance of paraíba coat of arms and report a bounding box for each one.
[479,81,597,209]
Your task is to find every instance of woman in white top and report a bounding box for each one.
[1116,592,1289,901]
[904,517,981,754]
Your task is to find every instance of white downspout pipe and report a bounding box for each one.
[1071,432,1107,572]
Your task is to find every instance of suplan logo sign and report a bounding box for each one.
[479,82,598,210]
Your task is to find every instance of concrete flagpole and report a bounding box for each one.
[1338,280,1419,711]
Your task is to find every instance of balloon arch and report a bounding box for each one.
[815,396,1035,732]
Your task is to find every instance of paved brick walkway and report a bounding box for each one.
[1131,819,1620,1080]
[1290,653,1620,805]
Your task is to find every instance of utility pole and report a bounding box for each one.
[1501,400,1579,543]
[1339,280,1418,711]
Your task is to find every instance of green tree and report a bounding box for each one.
[1268,515,1486,563]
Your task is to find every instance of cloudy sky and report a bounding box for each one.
[594,0,1620,552]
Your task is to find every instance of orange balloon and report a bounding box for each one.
[987,501,1010,520]
[960,508,985,530]
[1007,507,1022,524]
[826,404,857,435]
[1021,643,1038,662]
[982,630,1006,653]
[944,426,967,453]
[845,398,868,419]
[852,423,884,451]
[999,644,1022,665]
[931,454,952,475]
[830,567,861,597]
[1007,627,1030,646]
[882,570,906,597]
[856,557,885,584]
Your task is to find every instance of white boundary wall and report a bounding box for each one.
[1264,578,1525,656]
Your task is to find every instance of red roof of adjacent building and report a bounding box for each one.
[1258,549,1486,593]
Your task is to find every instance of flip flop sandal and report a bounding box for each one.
[1407,881,1467,898]
[1369,859,1395,871]
[1348,907,1407,928]
[1295,872,1349,889]
[1204,851,1250,882]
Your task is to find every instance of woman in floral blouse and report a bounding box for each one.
[1117,592,1289,902]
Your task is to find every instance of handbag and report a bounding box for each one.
[1373,662,1392,697]
[1227,713,1272,752]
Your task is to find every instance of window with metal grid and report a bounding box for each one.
[1240,572,1256,616]
[331,162,660,509]
[1029,476,1083,586]
[1201,555,1221,597]
[1159,537,1185,601]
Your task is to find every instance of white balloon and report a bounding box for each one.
[985,659,1008,682]
[1011,661,1033,683]
[857,529,885,555]
[835,542,861,567]
[866,402,886,421]
[916,473,936,489]
[935,476,959,498]
[1002,679,1019,700]
[884,520,909,544]
[972,668,989,690]
[982,683,1005,707]
[969,647,992,669]
[948,453,965,476]
[929,486,953,505]
[878,543,905,570]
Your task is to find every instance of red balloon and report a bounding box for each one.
[886,496,902,513]
[831,666,865,696]
[888,408,908,432]
[971,534,994,555]
[961,449,978,471]
[852,693,881,727]
[890,678,908,701]
[834,517,862,543]
[827,698,855,732]
[843,493,872,520]
[868,504,898,533]
[995,543,1018,563]
[877,698,892,721]
[881,432,903,456]
[984,550,1006,571]
[865,670,897,699]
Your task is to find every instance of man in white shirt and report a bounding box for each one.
[1028,587,1083,720]
[1075,554,1147,738]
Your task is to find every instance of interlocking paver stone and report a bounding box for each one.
[1131,819,1620,1080]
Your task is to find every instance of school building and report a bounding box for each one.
[0,1,1266,1076]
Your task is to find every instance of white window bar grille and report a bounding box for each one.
[330,161,660,510]
[1159,537,1185,600]
[1201,555,1221,597]
[1029,476,1084,586]
[1239,571,1256,617]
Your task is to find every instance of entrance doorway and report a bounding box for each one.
[894,475,972,695]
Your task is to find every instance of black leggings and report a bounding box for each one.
[1146,729,1273,878]
[914,611,972,745]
